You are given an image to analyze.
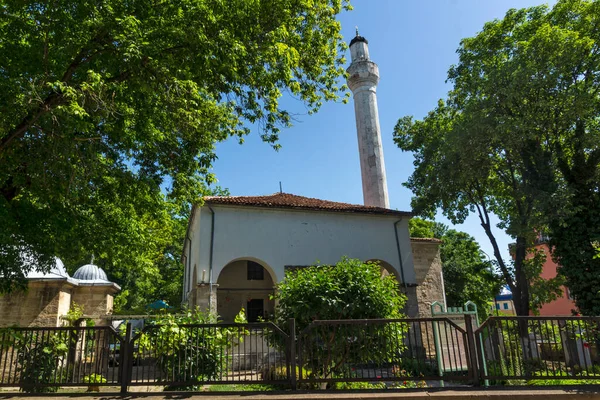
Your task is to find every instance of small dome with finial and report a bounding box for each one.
[73,263,109,282]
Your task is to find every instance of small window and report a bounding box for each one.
[247,261,264,280]
[503,303,509,310]
[496,303,500,310]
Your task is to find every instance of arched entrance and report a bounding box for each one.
[367,259,401,283]
[216,258,276,322]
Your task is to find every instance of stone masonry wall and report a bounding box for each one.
[71,287,114,325]
[0,282,72,327]
[410,239,445,318]
[189,284,218,314]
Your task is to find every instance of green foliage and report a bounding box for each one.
[62,302,85,326]
[393,1,600,315]
[137,308,247,391]
[207,383,281,392]
[82,373,107,384]
[439,230,503,321]
[10,330,69,393]
[333,381,386,390]
[527,370,600,386]
[0,0,351,295]
[274,257,407,383]
[408,217,447,239]
[275,257,406,329]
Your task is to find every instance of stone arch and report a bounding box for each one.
[367,259,402,283]
[216,257,276,322]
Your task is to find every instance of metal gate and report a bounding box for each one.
[125,321,290,390]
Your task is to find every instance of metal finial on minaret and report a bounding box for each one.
[355,26,359,36]
[346,35,390,209]
[90,254,95,264]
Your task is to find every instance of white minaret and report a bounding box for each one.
[347,31,390,209]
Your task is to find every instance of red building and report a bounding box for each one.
[533,239,577,316]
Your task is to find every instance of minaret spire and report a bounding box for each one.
[346,34,390,208]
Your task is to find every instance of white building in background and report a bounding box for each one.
[182,34,445,322]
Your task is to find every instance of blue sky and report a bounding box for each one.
[211,0,554,264]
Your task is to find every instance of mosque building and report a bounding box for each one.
[182,34,446,321]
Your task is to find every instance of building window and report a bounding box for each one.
[247,299,264,322]
[503,303,509,310]
[496,303,500,310]
[247,261,264,281]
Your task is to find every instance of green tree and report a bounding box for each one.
[274,257,406,383]
[438,230,502,320]
[0,0,352,292]
[393,3,587,316]
[409,218,502,320]
[408,217,447,239]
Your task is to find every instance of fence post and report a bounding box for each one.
[464,314,480,386]
[288,318,297,390]
[120,322,133,394]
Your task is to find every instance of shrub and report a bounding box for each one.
[136,308,247,391]
[273,257,408,384]
[13,331,69,393]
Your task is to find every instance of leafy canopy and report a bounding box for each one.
[0,0,352,292]
[393,1,596,315]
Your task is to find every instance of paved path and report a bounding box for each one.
[2,387,599,400]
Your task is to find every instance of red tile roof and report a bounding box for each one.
[203,193,412,217]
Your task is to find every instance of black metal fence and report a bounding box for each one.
[476,316,600,383]
[0,326,122,390]
[127,322,290,388]
[1,315,600,392]
[297,317,474,386]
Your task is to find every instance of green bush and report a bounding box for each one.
[137,309,247,391]
[333,381,386,390]
[82,373,107,384]
[273,257,407,384]
[12,331,69,393]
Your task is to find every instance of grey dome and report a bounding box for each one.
[25,256,69,279]
[73,264,108,281]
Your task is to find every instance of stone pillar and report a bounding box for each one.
[410,239,445,318]
[347,34,389,209]
[401,285,419,318]
[190,283,218,315]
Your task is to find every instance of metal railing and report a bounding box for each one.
[476,316,600,383]
[2,315,600,392]
[0,325,122,390]
[127,322,290,389]
[297,317,475,386]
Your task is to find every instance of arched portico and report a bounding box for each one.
[216,257,276,322]
[367,259,402,283]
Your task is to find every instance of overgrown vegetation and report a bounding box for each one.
[273,257,407,387]
[137,308,247,391]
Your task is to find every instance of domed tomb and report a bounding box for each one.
[73,264,109,282]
